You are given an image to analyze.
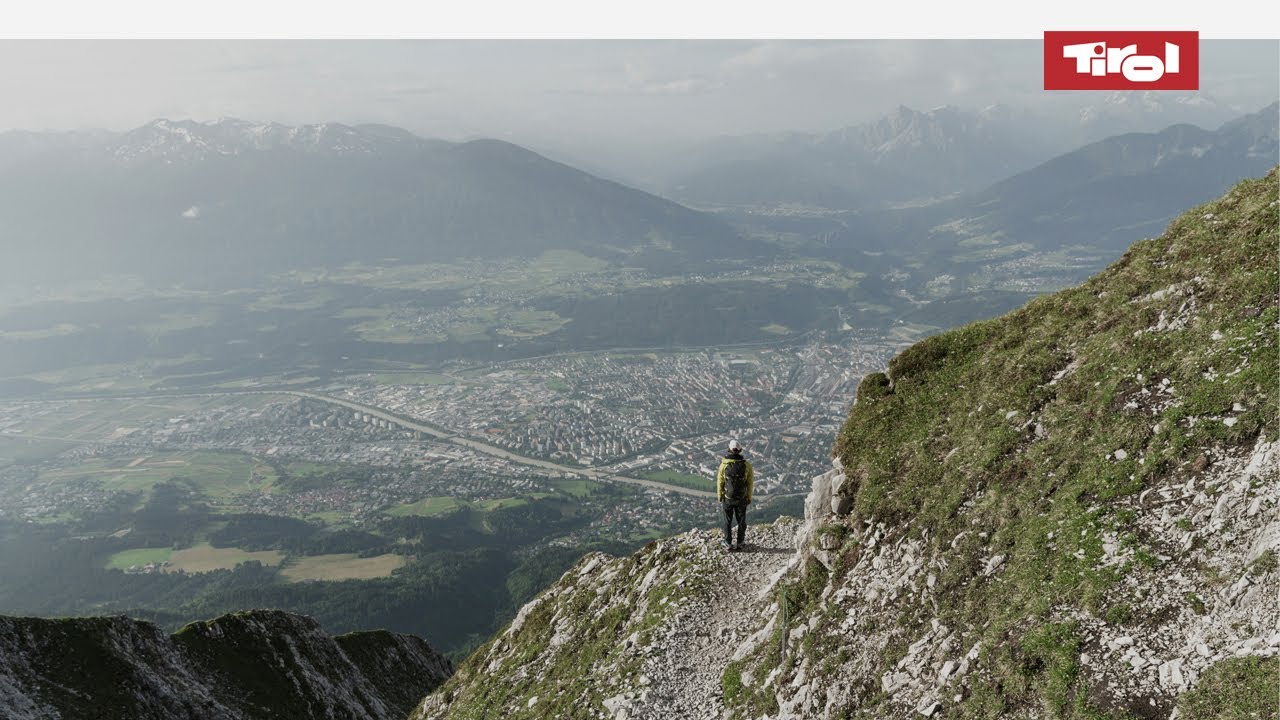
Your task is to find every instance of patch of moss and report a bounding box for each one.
[1103,603,1133,625]
[1020,622,1081,718]
[1185,593,1207,615]
[856,372,893,403]
[722,660,744,703]
[1246,549,1276,577]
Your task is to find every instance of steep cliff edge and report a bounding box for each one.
[0,609,452,720]
[770,166,1278,720]
[411,169,1279,720]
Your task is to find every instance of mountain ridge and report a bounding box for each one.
[107,118,442,164]
[0,608,451,720]
[655,98,1270,211]
[662,104,1054,209]
[0,118,760,286]
[815,103,1280,312]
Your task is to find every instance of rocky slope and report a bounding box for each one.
[0,609,452,720]
[414,520,803,720]
[411,169,1279,719]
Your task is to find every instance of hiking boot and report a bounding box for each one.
[722,541,732,553]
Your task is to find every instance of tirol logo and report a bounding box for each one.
[1044,31,1199,90]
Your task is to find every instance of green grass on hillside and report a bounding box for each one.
[827,169,1279,718]
[1177,656,1280,720]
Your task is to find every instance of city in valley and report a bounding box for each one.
[0,333,896,554]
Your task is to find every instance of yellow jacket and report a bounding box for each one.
[716,455,754,503]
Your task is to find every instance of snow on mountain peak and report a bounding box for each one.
[110,118,418,164]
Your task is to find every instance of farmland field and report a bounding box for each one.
[369,372,455,386]
[474,497,529,511]
[37,450,278,509]
[104,547,173,570]
[643,470,715,493]
[280,553,406,582]
[0,436,80,465]
[385,496,465,517]
[0,395,275,446]
[546,478,601,497]
[164,543,284,573]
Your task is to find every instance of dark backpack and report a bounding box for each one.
[723,459,748,502]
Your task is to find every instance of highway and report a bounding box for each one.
[38,387,802,500]
[279,391,726,499]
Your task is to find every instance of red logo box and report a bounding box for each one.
[1044,31,1199,90]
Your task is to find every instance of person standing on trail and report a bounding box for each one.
[717,439,754,552]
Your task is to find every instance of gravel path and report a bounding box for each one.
[623,518,801,720]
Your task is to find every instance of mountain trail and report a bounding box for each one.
[614,518,801,720]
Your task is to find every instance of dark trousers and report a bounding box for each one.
[722,502,747,545]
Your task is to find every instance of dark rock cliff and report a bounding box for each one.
[0,609,452,720]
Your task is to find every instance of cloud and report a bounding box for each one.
[608,74,722,97]
[0,39,1273,153]
[719,40,851,72]
[946,71,975,96]
[553,60,722,97]
[389,85,447,96]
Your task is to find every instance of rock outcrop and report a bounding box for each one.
[0,609,452,720]
[756,438,1278,719]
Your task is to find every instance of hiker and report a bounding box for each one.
[717,439,754,552]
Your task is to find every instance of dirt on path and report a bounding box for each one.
[615,518,801,720]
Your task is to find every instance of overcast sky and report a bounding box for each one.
[0,40,1275,147]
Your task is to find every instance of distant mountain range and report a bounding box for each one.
[0,119,757,287]
[106,118,446,163]
[0,103,1273,306]
[857,102,1279,252]
[935,101,1280,251]
[1071,90,1251,140]
[660,104,1055,208]
[648,94,1264,211]
[813,102,1279,303]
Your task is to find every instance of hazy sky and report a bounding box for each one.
[1,40,1275,146]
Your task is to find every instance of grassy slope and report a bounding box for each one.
[828,169,1278,717]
